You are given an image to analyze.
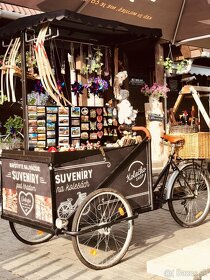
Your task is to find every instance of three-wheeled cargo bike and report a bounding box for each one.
[1,126,210,270]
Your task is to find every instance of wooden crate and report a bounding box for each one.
[175,132,210,159]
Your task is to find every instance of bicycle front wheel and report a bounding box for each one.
[9,221,54,245]
[72,188,134,270]
[168,163,210,227]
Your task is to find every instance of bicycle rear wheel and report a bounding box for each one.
[72,188,134,270]
[168,163,210,227]
[9,221,54,245]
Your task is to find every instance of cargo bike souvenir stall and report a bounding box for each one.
[0,10,210,270]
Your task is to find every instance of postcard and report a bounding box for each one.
[71,106,80,117]
[71,127,80,137]
[47,114,57,122]
[59,106,69,116]
[59,127,69,136]
[59,116,69,126]
[71,119,80,126]
[46,106,58,114]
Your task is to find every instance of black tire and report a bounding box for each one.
[168,163,210,227]
[9,221,54,245]
[72,188,134,270]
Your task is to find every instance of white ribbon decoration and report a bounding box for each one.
[0,39,13,103]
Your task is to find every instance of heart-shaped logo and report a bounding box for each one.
[97,115,102,123]
[96,108,102,115]
[97,123,103,130]
[97,131,103,139]
[19,191,34,216]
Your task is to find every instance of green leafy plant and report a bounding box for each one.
[176,59,191,74]
[81,47,103,75]
[15,51,37,69]
[157,56,173,70]
[157,56,192,76]
[0,93,7,105]
[4,115,23,135]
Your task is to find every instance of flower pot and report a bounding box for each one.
[149,96,160,104]
[165,68,176,77]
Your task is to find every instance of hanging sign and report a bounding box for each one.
[148,113,164,122]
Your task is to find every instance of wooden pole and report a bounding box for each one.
[155,41,167,129]
[21,30,28,152]
[155,41,164,85]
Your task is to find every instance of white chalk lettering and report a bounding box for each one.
[55,169,93,184]
[12,171,39,184]
[126,166,146,183]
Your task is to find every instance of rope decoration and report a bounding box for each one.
[34,23,73,107]
[0,38,20,103]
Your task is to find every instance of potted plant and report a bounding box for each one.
[176,59,192,75]
[141,82,170,102]
[157,56,176,76]
[3,115,23,149]
[157,56,192,76]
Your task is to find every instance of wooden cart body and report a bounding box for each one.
[1,139,153,233]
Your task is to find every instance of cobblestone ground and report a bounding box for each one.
[1,201,210,280]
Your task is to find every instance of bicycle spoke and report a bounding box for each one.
[168,163,210,227]
[9,222,54,245]
[72,188,133,269]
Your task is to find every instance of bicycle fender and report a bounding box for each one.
[165,162,192,200]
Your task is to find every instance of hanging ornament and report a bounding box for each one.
[71,81,84,95]
[84,77,108,95]
[57,79,65,94]
[34,80,45,93]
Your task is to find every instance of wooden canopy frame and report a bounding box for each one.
[173,85,210,129]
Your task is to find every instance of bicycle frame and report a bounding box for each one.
[151,142,198,208]
[152,143,178,200]
[153,141,208,210]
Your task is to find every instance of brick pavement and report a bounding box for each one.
[1,202,210,280]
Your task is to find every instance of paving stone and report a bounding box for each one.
[1,209,210,279]
[202,273,210,280]
[147,239,210,280]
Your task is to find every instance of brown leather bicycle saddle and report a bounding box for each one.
[161,134,184,144]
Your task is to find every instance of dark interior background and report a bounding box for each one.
[0,37,210,134]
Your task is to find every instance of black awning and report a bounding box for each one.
[0,9,162,46]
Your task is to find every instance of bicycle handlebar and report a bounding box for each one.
[132,126,151,140]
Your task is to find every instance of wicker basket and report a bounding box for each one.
[172,132,210,159]
[170,125,198,134]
